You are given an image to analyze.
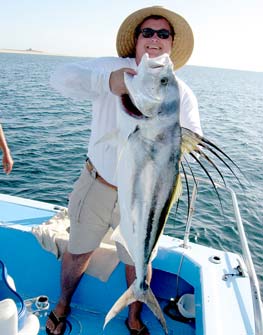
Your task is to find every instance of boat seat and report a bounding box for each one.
[0,260,27,331]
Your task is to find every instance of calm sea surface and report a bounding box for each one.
[0,53,262,294]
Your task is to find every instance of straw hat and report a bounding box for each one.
[116,6,194,70]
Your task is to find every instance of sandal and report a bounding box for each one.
[125,318,150,335]
[46,309,71,335]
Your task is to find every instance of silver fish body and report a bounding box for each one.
[105,54,183,334]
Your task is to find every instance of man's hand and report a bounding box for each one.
[109,68,137,96]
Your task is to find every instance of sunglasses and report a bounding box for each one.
[139,28,172,39]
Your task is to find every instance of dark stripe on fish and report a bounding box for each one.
[145,153,181,264]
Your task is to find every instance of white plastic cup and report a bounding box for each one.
[177,294,195,318]
[0,298,18,335]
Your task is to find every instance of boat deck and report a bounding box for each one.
[0,193,261,335]
[31,299,195,335]
[0,194,196,334]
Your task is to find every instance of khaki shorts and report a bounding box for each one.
[68,166,134,265]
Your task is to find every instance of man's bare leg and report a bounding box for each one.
[125,264,152,332]
[46,250,93,334]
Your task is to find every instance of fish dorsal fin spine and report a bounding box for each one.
[181,127,202,154]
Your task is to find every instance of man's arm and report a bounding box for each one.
[50,57,135,100]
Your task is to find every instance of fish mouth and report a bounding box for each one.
[121,94,147,119]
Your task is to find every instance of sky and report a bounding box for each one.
[1,0,263,72]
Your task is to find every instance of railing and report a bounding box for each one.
[182,176,263,334]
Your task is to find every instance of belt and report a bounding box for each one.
[86,158,117,191]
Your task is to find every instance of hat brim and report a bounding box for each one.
[116,6,194,70]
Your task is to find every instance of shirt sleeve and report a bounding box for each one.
[178,78,203,136]
[50,57,123,101]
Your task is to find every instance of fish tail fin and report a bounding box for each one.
[104,283,136,329]
[104,282,168,334]
[139,285,168,334]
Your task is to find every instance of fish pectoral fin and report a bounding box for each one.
[104,283,137,329]
[181,127,202,154]
[94,128,120,147]
[111,226,125,245]
[111,226,134,260]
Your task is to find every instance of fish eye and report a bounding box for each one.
[160,77,168,86]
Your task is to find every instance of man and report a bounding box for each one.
[0,124,13,174]
[46,6,202,335]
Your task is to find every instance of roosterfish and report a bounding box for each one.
[103,53,238,334]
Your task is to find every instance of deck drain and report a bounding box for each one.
[209,255,221,264]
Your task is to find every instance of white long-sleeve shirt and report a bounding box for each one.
[50,56,202,186]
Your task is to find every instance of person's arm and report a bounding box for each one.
[50,57,135,100]
[0,125,13,174]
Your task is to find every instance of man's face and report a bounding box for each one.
[135,18,173,65]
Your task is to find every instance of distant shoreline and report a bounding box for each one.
[0,48,75,57]
[1,49,261,73]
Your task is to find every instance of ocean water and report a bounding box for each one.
[0,53,262,295]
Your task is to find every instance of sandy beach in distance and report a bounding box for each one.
[0,48,71,57]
